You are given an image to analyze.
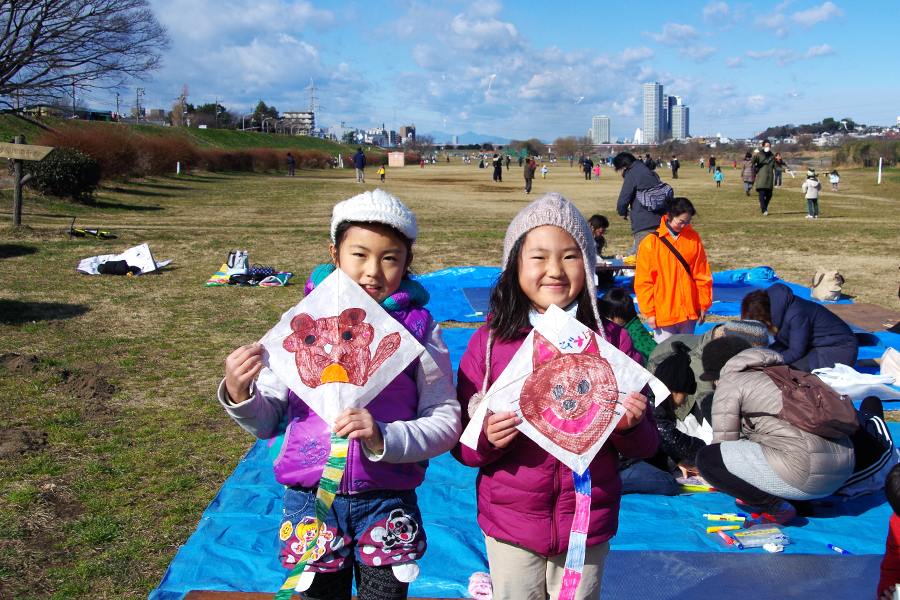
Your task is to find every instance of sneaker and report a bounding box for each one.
[805,215,813,219]
[763,211,768,215]
[814,215,818,218]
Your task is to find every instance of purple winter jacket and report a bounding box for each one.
[451,320,659,557]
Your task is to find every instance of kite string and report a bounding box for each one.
[274,432,349,600]
[559,469,591,600]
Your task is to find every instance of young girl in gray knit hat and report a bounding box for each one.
[220,189,461,600]
[452,192,658,600]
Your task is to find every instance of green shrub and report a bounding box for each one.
[25,147,102,201]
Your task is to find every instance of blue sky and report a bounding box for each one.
[135,0,900,141]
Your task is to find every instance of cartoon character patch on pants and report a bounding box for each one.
[279,516,351,572]
[358,509,426,567]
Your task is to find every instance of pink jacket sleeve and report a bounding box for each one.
[451,326,516,468]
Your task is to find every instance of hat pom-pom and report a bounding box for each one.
[467,391,487,419]
[469,571,492,600]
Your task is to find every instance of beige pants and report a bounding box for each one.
[484,534,610,600]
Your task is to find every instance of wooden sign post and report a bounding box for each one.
[0,136,54,226]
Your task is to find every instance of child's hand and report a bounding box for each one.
[484,410,521,449]
[678,460,698,478]
[333,408,384,454]
[225,343,265,404]
[615,391,648,431]
[882,587,895,600]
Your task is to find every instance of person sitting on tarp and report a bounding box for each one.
[599,287,657,363]
[620,341,709,495]
[694,338,856,525]
[741,283,859,371]
[646,320,769,423]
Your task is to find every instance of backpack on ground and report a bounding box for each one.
[744,365,859,439]
[635,171,674,211]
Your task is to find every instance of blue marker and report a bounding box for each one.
[828,544,852,555]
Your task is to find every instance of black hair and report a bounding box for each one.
[488,233,597,342]
[745,152,752,159]
[357,147,363,151]
[612,152,637,171]
[887,464,900,516]
[598,287,637,322]
[333,221,414,279]
[664,196,696,218]
[741,290,773,331]
[761,139,771,147]
[588,214,609,230]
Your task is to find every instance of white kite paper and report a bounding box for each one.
[259,268,441,422]
[461,304,669,474]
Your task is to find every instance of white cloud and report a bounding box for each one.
[703,1,731,22]
[748,94,767,111]
[644,23,717,63]
[753,12,791,38]
[791,2,844,29]
[805,43,836,58]
[618,46,655,63]
[646,23,701,46]
[612,97,638,117]
[725,57,745,68]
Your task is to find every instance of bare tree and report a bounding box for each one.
[0,0,170,107]
[553,136,578,158]
[403,134,434,155]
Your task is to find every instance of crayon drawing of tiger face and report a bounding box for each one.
[518,331,619,455]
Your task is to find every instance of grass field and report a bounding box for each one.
[1,159,899,599]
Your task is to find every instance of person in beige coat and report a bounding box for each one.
[695,341,855,524]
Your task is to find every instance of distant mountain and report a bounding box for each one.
[422,130,514,145]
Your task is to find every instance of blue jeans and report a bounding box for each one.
[620,461,679,495]
[774,171,782,186]
[278,487,426,573]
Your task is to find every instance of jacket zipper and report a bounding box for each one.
[551,460,560,553]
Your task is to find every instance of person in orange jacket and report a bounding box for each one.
[635,196,713,343]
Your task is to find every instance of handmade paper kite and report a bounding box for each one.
[259,268,442,598]
[260,268,440,423]
[461,304,668,600]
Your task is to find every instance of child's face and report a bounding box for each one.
[330,224,410,304]
[518,226,585,314]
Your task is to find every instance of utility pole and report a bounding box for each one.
[115,92,120,121]
[72,76,76,118]
[135,88,144,125]
[215,96,219,129]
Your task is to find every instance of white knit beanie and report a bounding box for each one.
[331,189,418,243]
[502,192,603,337]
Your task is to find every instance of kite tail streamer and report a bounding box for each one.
[559,469,591,600]
[274,433,349,600]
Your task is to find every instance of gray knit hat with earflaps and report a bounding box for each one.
[470,193,606,418]
[501,192,603,334]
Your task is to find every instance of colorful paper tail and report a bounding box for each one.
[559,469,591,600]
[274,432,349,600]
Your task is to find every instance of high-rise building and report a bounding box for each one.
[642,83,664,145]
[400,124,416,142]
[671,105,690,140]
[452,135,458,146]
[592,116,611,144]
[663,96,678,136]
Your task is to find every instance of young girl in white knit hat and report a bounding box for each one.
[453,192,657,600]
[219,189,461,600]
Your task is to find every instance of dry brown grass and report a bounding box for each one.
[0,159,899,598]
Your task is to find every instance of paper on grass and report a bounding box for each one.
[461,304,668,474]
[76,243,173,275]
[260,268,442,423]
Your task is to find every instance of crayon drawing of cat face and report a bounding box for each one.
[518,331,619,454]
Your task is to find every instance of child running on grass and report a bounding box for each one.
[220,189,461,600]
[453,193,657,600]
[377,165,386,183]
[541,164,548,179]
[713,166,723,188]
